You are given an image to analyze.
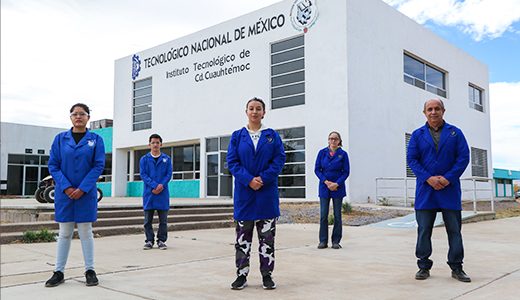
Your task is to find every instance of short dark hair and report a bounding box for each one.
[246,97,265,110]
[70,103,90,115]
[149,134,162,143]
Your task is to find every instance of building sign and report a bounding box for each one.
[130,2,319,81]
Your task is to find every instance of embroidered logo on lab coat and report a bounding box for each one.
[163,158,167,163]
[338,154,342,159]
[266,134,273,144]
[87,140,96,147]
[450,130,457,137]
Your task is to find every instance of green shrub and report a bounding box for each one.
[378,197,390,206]
[328,215,334,225]
[342,202,352,213]
[22,228,56,243]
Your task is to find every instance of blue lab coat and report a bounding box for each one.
[140,152,172,211]
[227,128,286,221]
[48,128,105,223]
[314,147,350,198]
[407,121,470,210]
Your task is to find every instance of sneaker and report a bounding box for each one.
[332,242,342,249]
[85,269,99,286]
[262,274,276,290]
[143,241,153,250]
[317,242,328,249]
[45,271,64,287]
[157,240,167,250]
[230,275,248,290]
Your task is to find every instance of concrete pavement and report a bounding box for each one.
[1,198,519,299]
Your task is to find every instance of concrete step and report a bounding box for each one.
[1,203,235,244]
[0,213,232,233]
[0,220,235,244]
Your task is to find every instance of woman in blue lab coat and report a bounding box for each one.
[315,131,350,250]
[45,103,105,288]
[227,97,285,290]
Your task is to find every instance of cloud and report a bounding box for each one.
[490,82,520,170]
[383,0,520,41]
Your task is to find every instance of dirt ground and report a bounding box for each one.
[462,200,520,219]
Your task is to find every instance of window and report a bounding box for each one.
[277,126,305,198]
[405,133,415,178]
[271,35,305,109]
[133,78,152,131]
[471,147,488,177]
[25,149,33,154]
[469,84,483,112]
[404,53,446,98]
[38,149,45,154]
[172,145,200,180]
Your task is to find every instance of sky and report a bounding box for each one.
[1,0,519,170]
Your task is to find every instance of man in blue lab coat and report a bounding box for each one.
[407,99,471,282]
[140,134,172,250]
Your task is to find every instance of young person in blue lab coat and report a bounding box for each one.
[407,99,471,282]
[314,131,350,249]
[45,103,105,287]
[140,134,172,250]
[227,97,286,290]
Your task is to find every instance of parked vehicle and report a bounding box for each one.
[35,175,103,203]
[515,190,520,199]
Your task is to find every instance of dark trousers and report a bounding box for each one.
[144,209,168,243]
[415,209,464,270]
[234,219,276,277]
[319,197,343,244]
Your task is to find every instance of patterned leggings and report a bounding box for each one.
[235,218,276,277]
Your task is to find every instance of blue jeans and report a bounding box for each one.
[56,222,94,272]
[319,197,343,244]
[415,209,464,270]
[144,210,168,243]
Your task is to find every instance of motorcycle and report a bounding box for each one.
[35,175,104,203]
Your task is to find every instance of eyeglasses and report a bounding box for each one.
[150,142,161,145]
[70,112,89,117]
[328,138,340,141]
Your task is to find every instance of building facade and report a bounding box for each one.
[112,0,491,203]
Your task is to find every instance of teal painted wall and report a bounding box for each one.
[91,127,113,154]
[127,180,200,198]
[97,182,112,197]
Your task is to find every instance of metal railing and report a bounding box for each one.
[375,177,494,213]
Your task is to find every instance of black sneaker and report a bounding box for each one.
[230,275,248,290]
[45,271,64,287]
[317,242,328,249]
[85,269,99,286]
[262,274,276,290]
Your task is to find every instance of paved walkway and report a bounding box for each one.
[1,198,519,299]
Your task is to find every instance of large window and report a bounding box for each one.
[404,53,446,98]
[132,144,200,181]
[277,126,305,198]
[6,154,50,196]
[469,84,484,112]
[271,35,305,109]
[133,78,152,131]
[471,147,488,177]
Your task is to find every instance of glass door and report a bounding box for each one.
[206,136,232,197]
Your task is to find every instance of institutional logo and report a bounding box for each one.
[132,54,141,80]
[290,0,319,33]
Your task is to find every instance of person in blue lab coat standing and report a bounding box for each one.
[407,99,471,282]
[227,97,286,290]
[140,134,172,250]
[314,131,350,249]
[45,103,105,287]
